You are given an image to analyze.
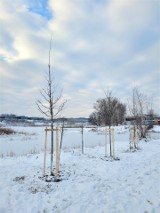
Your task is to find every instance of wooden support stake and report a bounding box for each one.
[130,128,134,149]
[112,129,115,159]
[104,128,115,159]
[43,129,48,176]
[129,127,139,149]
[55,128,59,177]
[105,128,107,157]
[43,127,61,177]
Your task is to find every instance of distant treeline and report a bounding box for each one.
[0,114,46,121]
[0,114,89,124]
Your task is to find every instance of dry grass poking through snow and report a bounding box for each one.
[0,127,36,136]
[0,127,16,135]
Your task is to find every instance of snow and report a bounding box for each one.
[150,125,160,133]
[0,125,160,213]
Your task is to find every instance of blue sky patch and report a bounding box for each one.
[28,0,52,20]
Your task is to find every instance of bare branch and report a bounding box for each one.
[36,102,50,117]
[40,90,50,103]
[53,100,67,118]
[37,100,49,110]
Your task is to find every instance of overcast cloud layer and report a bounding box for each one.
[0,0,160,117]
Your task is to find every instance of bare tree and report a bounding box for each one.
[128,87,149,139]
[90,91,126,156]
[37,38,66,175]
[89,112,101,126]
[92,91,125,126]
[113,103,126,126]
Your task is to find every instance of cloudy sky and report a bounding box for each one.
[0,0,159,118]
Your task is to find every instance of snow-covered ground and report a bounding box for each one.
[0,125,160,213]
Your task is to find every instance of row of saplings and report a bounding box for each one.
[42,126,139,182]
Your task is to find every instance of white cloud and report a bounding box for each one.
[106,0,158,35]
[0,0,159,116]
[0,0,49,62]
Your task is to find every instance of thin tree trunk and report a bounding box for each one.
[51,119,54,175]
[59,120,65,161]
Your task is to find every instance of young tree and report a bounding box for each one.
[37,38,66,175]
[103,91,119,156]
[128,87,149,139]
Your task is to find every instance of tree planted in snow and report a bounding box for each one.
[128,87,149,139]
[90,91,126,156]
[90,91,126,126]
[36,38,66,175]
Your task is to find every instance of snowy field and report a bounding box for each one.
[0,125,160,213]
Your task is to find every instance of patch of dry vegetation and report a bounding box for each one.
[0,127,36,136]
[0,127,16,135]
